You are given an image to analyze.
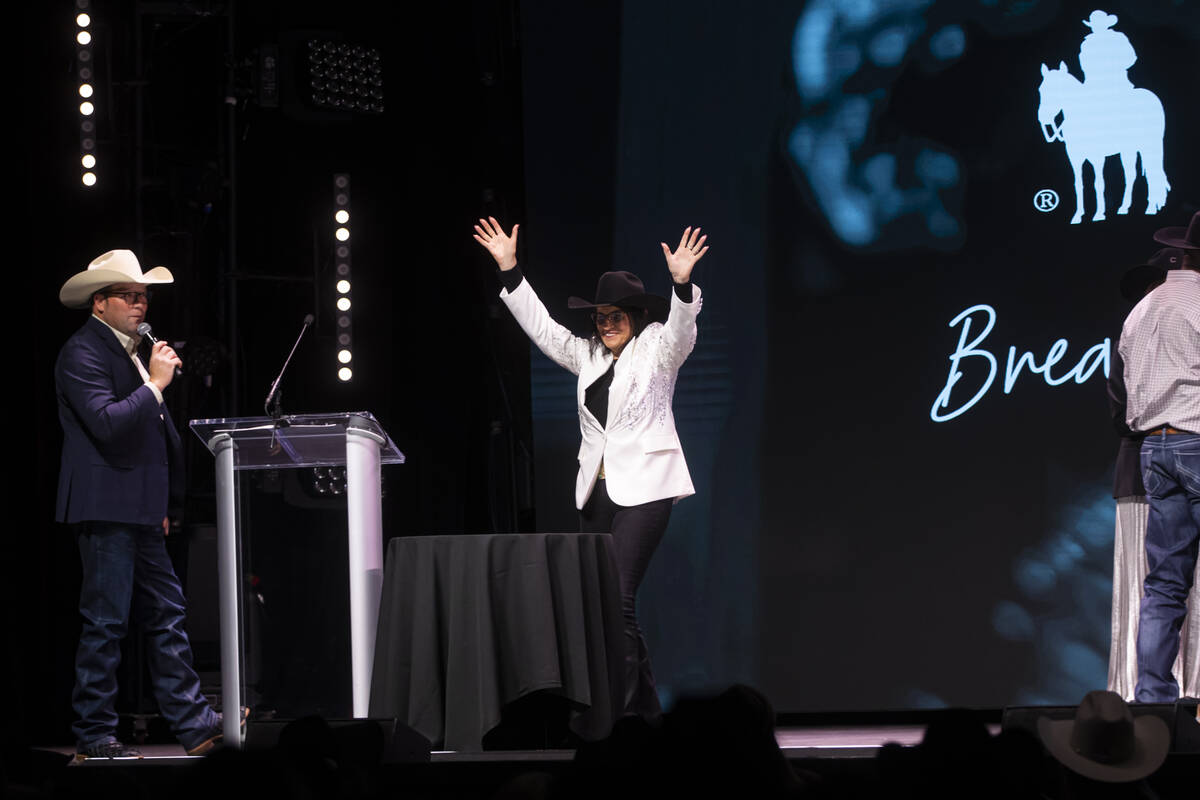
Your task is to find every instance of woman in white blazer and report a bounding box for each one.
[474,217,707,719]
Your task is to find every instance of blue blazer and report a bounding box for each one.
[55,316,184,526]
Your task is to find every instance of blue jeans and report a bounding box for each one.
[73,521,218,749]
[1135,433,1200,702]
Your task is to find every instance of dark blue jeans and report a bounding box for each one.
[73,521,217,750]
[580,480,673,720]
[1135,432,1200,702]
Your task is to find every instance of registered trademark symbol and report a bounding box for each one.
[1033,189,1059,212]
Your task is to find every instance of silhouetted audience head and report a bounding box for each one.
[1038,690,1170,798]
[567,684,806,799]
[175,715,389,800]
[873,709,1055,799]
[662,684,796,792]
[489,769,558,800]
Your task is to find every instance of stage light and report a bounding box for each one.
[74,14,95,191]
[332,173,354,383]
[304,39,384,115]
[75,4,97,190]
[307,466,348,497]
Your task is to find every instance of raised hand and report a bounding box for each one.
[473,217,519,270]
[660,226,709,284]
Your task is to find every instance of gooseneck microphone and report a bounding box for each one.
[264,313,315,417]
[136,322,181,376]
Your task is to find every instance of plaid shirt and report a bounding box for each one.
[1118,270,1200,434]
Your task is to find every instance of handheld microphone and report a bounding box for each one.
[264,313,315,417]
[136,323,182,376]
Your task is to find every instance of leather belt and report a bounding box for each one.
[1145,426,1188,435]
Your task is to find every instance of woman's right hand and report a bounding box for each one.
[473,217,519,270]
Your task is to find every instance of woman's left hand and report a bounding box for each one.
[661,226,709,284]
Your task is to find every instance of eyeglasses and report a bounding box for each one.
[591,310,627,327]
[103,290,151,305]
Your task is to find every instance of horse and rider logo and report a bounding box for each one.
[1037,10,1170,224]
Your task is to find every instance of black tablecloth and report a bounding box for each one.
[368,533,625,752]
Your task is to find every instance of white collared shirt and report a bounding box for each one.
[92,314,164,405]
[1118,270,1200,434]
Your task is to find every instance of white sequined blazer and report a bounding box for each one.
[500,277,701,509]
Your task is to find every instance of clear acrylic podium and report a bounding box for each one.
[189,412,405,748]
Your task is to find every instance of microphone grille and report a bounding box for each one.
[136,323,152,336]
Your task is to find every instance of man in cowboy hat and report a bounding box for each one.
[56,250,222,758]
[1118,211,1200,703]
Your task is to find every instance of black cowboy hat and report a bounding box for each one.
[1119,247,1181,302]
[1037,691,1169,783]
[567,270,669,323]
[1152,210,1200,251]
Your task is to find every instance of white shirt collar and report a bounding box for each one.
[92,314,140,356]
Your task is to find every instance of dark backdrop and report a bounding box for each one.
[8,0,1199,747]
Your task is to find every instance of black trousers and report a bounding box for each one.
[579,479,672,719]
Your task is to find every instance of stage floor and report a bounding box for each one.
[41,721,990,764]
[26,721,1198,800]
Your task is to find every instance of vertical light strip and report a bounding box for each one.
[76,1,96,187]
[334,173,354,381]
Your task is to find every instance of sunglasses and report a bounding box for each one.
[590,310,628,327]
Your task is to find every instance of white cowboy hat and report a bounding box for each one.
[59,250,174,309]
